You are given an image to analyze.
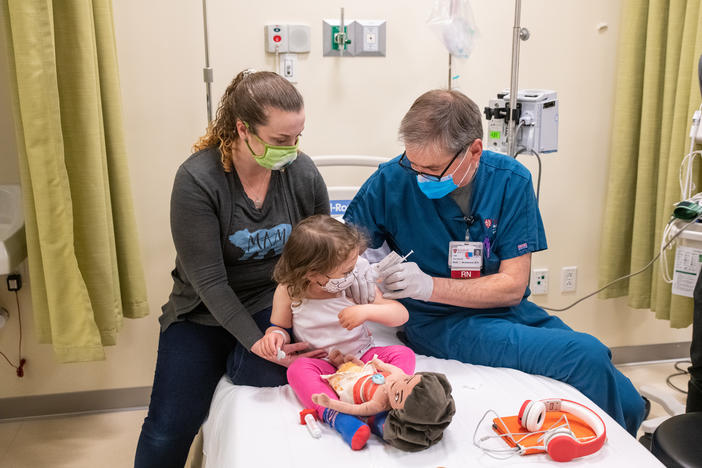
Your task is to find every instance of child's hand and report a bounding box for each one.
[262,330,285,359]
[338,305,368,330]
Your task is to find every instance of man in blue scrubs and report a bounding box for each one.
[344,89,646,436]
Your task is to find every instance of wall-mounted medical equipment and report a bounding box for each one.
[265,24,311,53]
[264,24,311,83]
[661,56,702,295]
[323,8,386,57]
[484,89,559,155]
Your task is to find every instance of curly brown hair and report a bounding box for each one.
[273,215,366,305]
[193,70,304,171]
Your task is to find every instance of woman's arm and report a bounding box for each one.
[338,287,408,330]
[170,166,262,349]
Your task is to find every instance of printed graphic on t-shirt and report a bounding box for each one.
[229,223,292,260]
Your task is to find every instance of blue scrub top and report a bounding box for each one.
[343,149,547,317]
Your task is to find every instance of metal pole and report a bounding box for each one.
[202,0,214,123]
[448,54,452,90]
[508,0,522,157]
[340,7,345,57]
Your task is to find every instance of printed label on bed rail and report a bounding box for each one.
[330,200,351,217]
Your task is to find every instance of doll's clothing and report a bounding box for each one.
[321,360,390,404]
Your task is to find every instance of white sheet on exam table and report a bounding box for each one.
[202,323,663,467]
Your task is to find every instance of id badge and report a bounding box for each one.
[448,241,483,279]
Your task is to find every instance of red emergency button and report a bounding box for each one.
[273,35,282,42]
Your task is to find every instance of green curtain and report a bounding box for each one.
[2,0,148,362]
[599,0,702,328]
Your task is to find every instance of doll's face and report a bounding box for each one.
[386,374,421,409]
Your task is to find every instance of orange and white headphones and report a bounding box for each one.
[473,398,607,462]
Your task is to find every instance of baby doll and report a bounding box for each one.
[312,352,456,452]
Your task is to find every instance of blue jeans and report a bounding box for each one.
[134,307,286,468]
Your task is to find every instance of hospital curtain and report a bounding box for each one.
[2,0,149,362]
[599,0,702,327]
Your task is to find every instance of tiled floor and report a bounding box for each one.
[0,361,691,467]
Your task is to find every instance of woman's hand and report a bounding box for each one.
[338,305,368,330]
[251,339,327,367]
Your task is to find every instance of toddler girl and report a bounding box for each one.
[252,215,416,450]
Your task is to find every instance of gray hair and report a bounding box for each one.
[399,89,483,155]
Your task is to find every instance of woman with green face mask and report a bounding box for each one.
[136,70,331,467]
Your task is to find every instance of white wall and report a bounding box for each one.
[0,0,691,398]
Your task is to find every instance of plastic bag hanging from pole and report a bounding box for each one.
[427,0,479,59]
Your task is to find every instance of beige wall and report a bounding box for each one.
[0,0,691,398]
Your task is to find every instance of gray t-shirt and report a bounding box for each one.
[160,148,329,349]
[450,182,473,217]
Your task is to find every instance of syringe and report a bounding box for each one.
[373,250,414,274]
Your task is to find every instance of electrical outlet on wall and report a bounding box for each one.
[531,268,548,295]
[561,266,577,292]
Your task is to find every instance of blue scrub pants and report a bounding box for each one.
[134,307,286,468]
[404,300,646,436]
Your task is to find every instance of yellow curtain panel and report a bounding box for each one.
[599,0,702,327]
[2,0,148,362]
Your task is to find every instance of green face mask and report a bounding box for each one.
[244,122,299,170]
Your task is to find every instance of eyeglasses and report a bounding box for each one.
[398,149,463,182]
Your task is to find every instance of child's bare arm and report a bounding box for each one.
[258,285,294,357]
[269,284,293,329]
[338,286,409,330]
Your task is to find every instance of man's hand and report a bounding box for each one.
[346,256,376,304]
[379,262,433,300]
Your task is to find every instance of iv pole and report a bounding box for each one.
[202,0,214,123]
[507,0,531,157]
[507,0,522,157]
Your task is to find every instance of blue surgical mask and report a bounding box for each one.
[416,156,473,200]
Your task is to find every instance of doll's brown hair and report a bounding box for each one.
[383,372,456,452]
[273,215,366,304]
